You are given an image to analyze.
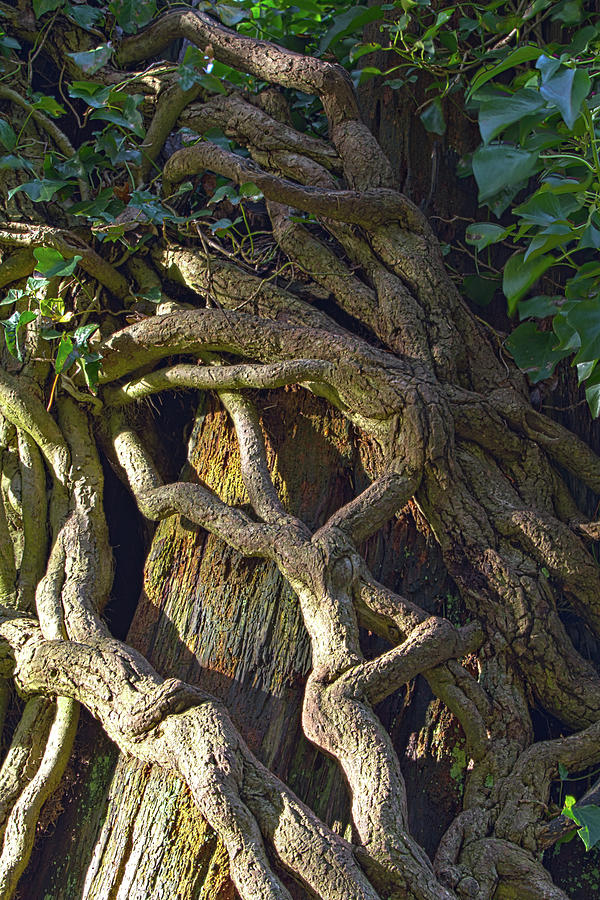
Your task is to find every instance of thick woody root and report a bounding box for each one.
[2,6,600,899]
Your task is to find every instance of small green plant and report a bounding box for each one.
[0,249,102,400]
[563,794,600,851]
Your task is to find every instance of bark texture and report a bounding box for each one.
[0,4,598,899]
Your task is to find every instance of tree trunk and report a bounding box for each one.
[2,4,600,900]
[22,391,459,898]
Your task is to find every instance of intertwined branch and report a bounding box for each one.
[1,4,600,899]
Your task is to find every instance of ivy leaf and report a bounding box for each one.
[33,247,82,278]
[465,222,508,251]
[33,0,64,17]
[8,178,72,202]
[468,46,543,98]
[65,3,104,30]
[503,252,553,313]
[68,44,113,75]
[539,64,591,129]
[138,286,162,303]
[73,323,100,346]
[319,5,384,54]
[579,222,600,250]
[420,98,446,135]
[567,299,600,364]
[478,89,546,145]
[518,295,562,320]
[505,321,569,382]
[1,310,38,361]
[108,0,157,33]
[472,145,539,203]
[0,119,16,151]
[69,82,112,109]
[584,369,600,418]
[563,798,600,850]
[0,154,30,171]
[215,2,249,27]
[80,352,102,392]
[462,274,498,306]
[513,191,581,225]
[32,94,66,118]
[239,182,263,201]
[55,333,81,374]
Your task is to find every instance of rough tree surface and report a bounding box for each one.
[0,3,599,899]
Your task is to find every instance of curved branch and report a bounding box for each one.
[179,92,340,171]
[16,431,47,612]
[218,389,288,525]
[341,617,481,707]
[163,140,423,230]
[111,413,276,557]
[319,467,421,545]
[0,84,76,160]
[0,613,383,900]
[115,9,359,125]
[0,697,78,900]
[103,359,334,406]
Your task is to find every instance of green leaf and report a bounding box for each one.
[66,3,104,30]
[558,762,568,781]
[54,334,77,373]
[567,299,600,364]
[513,191,581,225]
[8,178,71,202]
[33,247,82,278]
[90,96,144,136]
[239,182,264,201]
[518,295,562,320]
[472,145,539,202]
[503,252,553,313]
[584,369,600,418]
[79,352,102,392]
[68,44,113,75]
[0,119,16,151]
[73,323,100,346]
[524,227,572,262]
[468,46,543,98]
[551,0,584,25]
[465,222,508,251]
[108,0,157,33]
[505,321,569,382]
[463,274,499,306]
[138,286,162,303]
[1,310,38,361]
[33,0,64,17]
[478,89,546,145]
[562,801,600,850]
[579,223,600,250]
[420,98,446,135]
[539,65,591,129]
[319,5,384,54]
[32,94,66,118]
[566,263,600,301]
[210,217,237,234]
[0,155,30,171]
[197,72,228,95]
[39,296,66,319]
[535,54,561,82]
[216,2,250,27]
[69,82,112,109]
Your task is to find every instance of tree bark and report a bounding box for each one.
[2,4,600,899]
